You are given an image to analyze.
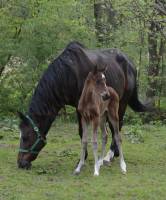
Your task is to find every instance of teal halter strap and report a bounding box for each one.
[19,115,47,154]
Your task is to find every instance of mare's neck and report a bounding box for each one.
[29,112,56,136]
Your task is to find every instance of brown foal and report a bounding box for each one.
[75,66,126,176]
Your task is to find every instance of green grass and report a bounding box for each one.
[0,121,166,200]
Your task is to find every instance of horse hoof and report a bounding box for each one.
[120,161,127,174]
[121,166,127,175]
[94,172,99,176]
[121,169,127,175]
[73,170,80,175]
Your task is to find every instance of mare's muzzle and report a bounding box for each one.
[18,160,32,170]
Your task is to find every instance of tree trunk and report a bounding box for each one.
[146,21,159,104]
[94,0,116,46]
[0,25,21,77]
[0,54,11,77]
[94,1,105,45]
[146,0,166,105]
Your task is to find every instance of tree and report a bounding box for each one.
[94,0,117,46]
[146,0,166,105]
[0,0,95,115]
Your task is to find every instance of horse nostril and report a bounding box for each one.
[102,93,110,101]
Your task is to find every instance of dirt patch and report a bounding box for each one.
[0,176,5,181]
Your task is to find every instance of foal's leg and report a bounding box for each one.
[77,111,88,160]
[98,116,108,168]
[104,105,127,163]
[92,118,100,176]
[103,121,116,164]
[74,118,88,175]
[108,113,126,174]
[104,99,128,163]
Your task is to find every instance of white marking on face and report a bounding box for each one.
[102,73,105,79]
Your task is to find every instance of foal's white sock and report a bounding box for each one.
[104,150,114,162]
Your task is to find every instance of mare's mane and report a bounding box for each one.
[28,42,91,116]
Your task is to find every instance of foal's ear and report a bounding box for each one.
[92,65,98,75]
[98,65,107,73]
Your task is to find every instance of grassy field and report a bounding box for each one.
[0,120,166,200]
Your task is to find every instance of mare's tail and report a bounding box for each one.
[128,85,154,112]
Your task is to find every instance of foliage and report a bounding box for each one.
[0,0,165,117]
[0,0,95,115]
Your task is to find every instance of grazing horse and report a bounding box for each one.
[75,67,126,176]
[18,41,150,169]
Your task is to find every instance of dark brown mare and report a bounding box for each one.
[18,41,150,170]
[75,67,126,176]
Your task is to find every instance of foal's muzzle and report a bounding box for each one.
[18,160,32,170]
[101,92,110,101]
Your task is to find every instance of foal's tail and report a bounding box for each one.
[128,85,154,112]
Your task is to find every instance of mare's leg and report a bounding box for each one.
[118,100,128,131]
[74,118,88,175]
[98,115,108,168]
[92,118,100,176]
[104,100,127,162]
[77,110,88,160]
[104,121,118,164]
[108,111,126,174]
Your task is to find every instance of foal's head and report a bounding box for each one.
[85,66,110,100]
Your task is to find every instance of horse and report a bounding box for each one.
[18,41,150,169]
[75,66,126,176]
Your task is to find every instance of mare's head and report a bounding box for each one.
[85,65,110,100]
[17,112,46,169]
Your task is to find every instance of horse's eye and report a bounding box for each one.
[96,80,101,85]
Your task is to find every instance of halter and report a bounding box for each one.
[19,115,47,154]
